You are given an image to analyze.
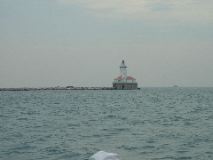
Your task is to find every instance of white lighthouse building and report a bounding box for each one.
[113,60,138,90]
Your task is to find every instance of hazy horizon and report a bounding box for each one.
[1,0,213,88]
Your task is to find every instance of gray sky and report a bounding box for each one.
[0,0,213,87]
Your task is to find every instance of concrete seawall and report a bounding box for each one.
[0,87,114,91]
[0,86,140,91]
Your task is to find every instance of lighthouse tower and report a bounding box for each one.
[120,60,127,80]
[113,60,138,90]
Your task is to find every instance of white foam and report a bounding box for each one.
[89,151,120,160]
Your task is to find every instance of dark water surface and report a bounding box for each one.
[1,88,213,160]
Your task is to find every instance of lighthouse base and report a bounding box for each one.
[113,82,138,90]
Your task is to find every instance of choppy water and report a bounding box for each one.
[1,88,213,160]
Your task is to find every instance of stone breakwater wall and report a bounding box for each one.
[0,87,114,91]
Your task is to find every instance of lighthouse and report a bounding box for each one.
[113,60,138,90]
[120,60,127,79]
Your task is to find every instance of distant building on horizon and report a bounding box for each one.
[112,60,138,90]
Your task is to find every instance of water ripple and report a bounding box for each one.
[0,88,213,160]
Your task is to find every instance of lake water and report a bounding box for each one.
[0,88,213,160]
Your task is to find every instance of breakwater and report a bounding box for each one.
[0,86,114,91]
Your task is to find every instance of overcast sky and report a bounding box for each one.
[0,0,213,87]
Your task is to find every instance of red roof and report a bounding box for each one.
[114,75,136,80]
